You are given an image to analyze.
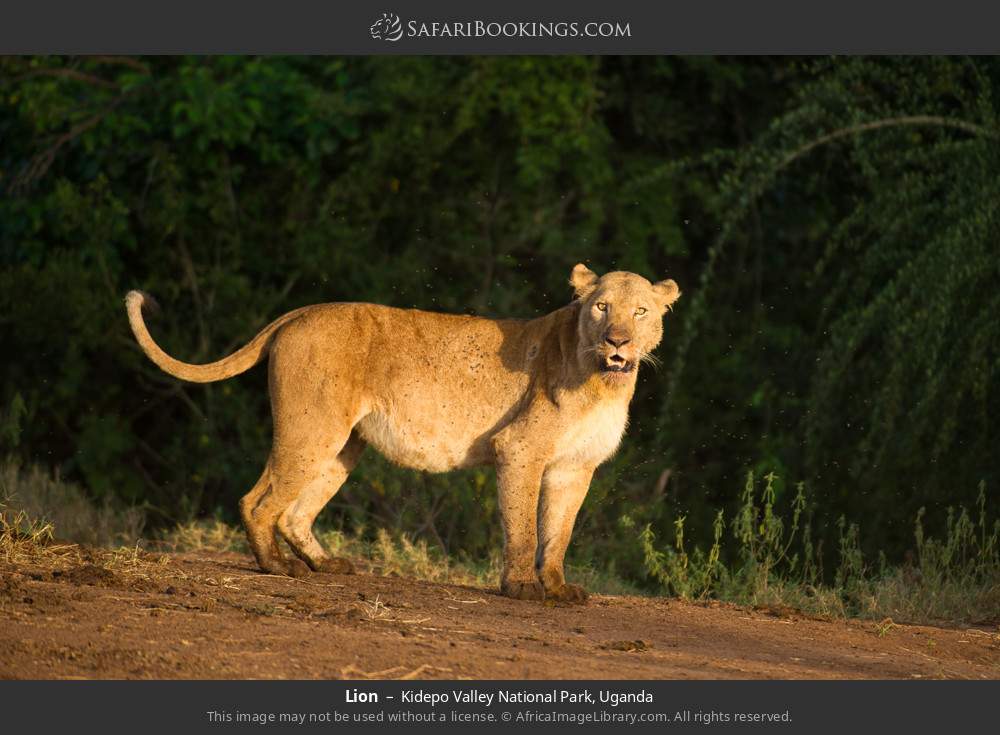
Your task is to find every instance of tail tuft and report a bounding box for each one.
[126,290,161,318]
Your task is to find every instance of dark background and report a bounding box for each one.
[1,56,997,587]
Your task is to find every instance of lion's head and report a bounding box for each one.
[370,13,403,41]
[569,263,680,384]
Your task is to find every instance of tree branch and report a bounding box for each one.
[86,56,151,74]
[776,115,999,173]
[12,68,118,89]
[8,92,129,193]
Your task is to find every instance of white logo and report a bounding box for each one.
[370,12,403,41]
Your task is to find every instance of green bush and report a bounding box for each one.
[640,472,999,624]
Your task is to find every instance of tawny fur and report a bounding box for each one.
[125,264,680,602]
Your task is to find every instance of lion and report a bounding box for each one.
[125,264,680,602]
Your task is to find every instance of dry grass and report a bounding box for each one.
[0,502,170,582]
[0,505,59,565]
[0,461,144,547]
[0,475,176,590]
[0,460,175,588]
[160,519,248,553]
[357,594,391,620]
[323,527,500,587]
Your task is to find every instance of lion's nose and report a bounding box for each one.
[605,332,631,349]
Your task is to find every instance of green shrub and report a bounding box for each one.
[641,471,999,625]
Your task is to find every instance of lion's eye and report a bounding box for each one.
[596,302,608,312]
[635,307,648,317]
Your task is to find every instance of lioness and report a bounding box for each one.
[126,264,680,602]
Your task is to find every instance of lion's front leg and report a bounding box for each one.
[537,463,595,603]
[495,460,547,601]
[493,433,550,601]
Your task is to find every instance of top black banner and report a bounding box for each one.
[4,0,1000,54]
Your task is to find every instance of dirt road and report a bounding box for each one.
[1,549,997,680]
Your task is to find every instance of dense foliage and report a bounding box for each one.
[1,56,997,586]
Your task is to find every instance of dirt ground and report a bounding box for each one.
[1,549,998,680]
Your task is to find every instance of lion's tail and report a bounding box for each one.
[125,290,307,384]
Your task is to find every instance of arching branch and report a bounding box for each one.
[662,113,999,417]
[776,115,999,173]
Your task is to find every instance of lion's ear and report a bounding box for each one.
[653,278,681,310]
[570,263,599,298]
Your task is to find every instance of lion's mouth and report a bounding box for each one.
[601,354,636,373]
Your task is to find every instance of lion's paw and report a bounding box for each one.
[501,580,545,601]
[314,557,355,575]
[260,557,310,578]
[547,583,588,604]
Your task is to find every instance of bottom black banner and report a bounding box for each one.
[3,680,997,733]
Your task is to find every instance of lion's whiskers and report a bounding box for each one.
[639,352,662,371]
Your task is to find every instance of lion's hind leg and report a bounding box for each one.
[277,430,366,574]
[251,319,366,577]
[238,460,308,577]
[243,406,362,578]
[246,419,355,578]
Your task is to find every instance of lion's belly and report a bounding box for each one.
[551,400,629,467]
[356,410,493,472]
